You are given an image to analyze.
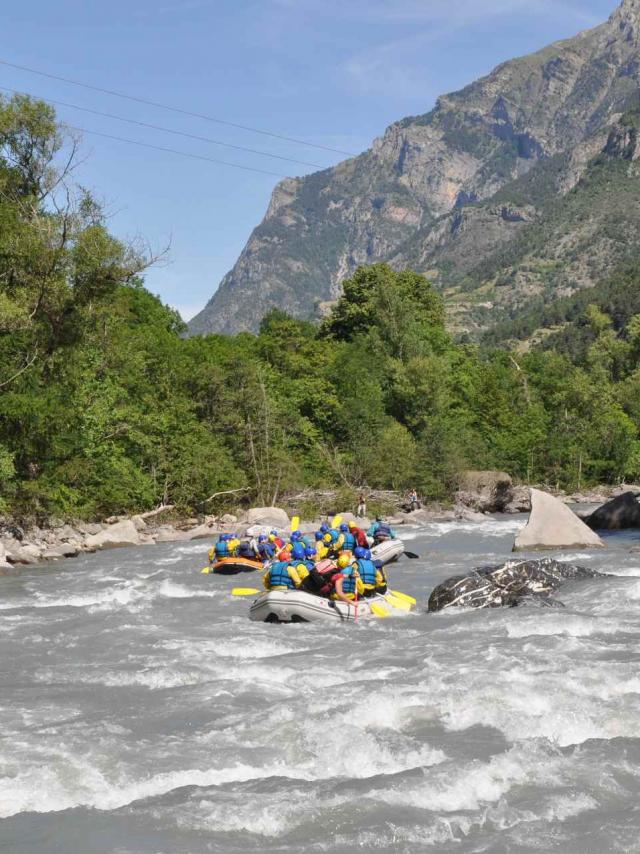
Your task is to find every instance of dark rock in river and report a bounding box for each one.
[428,558,605,613]
[584,491,640,530]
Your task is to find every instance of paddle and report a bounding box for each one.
[331,514,342,528]
[403,551,421,560]
[389,589,417,605]
[201,567,212,574]
[232,587,261,597]
[370,602,390,618]
[291,515,300,533]
[384,592,412,612]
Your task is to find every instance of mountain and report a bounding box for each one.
[189,0,640,337]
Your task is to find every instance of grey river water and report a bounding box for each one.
[2,516,640,853]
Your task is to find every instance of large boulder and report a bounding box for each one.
[5,541,42,564]
[85,520,141,551]
[513,489,605,552]
[584,492,640,530]
[455,471,514,513]
[0,542,11,569]
[241,507,290,528]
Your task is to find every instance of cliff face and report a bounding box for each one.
[189,0,640,336]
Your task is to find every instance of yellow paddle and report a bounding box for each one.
[331,514,342,528]
[384,592,412,612]
[370,602,390,618]
[232,587,261,597]
[291,515,300,532]
[389,589,417,605]
[201,567,211,574]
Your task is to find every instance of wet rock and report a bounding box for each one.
[85,520,141,551]
[503,486,531,514]
[456,470,514,513]
[428,557,605,612]
[0,542,11,569]
[131,515,148,532]
[76,522,104,536]
[219,513,238,524]
[186,522,217,541]
[6,542,43,564]
[584,491,640,530]
[513,489,604,552]
[155,526,190,543]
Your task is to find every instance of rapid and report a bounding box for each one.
[2,516,640,853]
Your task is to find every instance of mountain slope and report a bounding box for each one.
[189,0,640,336]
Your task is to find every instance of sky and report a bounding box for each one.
[1,0,618,320]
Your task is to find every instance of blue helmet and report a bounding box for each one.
[270,529,279,536]
[365,549,372,560]
[340,523,349,533]
[354,546,368,559]
[291,542,306,561]
[314,531,323,541]
[320,523,329,533]
[291,530,303,541]
[258,534,267,543]
[304,547,317,559]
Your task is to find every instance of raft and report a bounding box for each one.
[370,538,404,566]
[211,556,264,575]
[249,589,403,623]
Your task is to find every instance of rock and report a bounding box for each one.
[456,471,514,513]
[85,520,141,551]
[75,522,104,536]
[513,489,605,552]
[131,515,148,532]
[584,492,640,530]
[0,542,11,569]
[241,507,290,528]
[42,548,70,561]
[186,523,217,541]
[503,486,531,514]
[220,513,238,524]
[6,542,43,564]
[155,526,190,543]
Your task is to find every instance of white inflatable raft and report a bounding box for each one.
[370,538,404,565]
[249,589,405,623]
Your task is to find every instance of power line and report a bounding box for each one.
[0,85,325,169]
[0,58,356,157]
[67,124,289,177]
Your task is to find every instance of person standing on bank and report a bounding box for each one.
[357,492,367,518]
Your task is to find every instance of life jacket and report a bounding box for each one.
[214,540,230,558]
[356,558,377,588]
[237,541,256,559]
[267,561,295,589]
[374,523,392,541]
[341,532,356,552]
[339,567,357,596]
[257,542,275,561]
[353,528,368,548]
[302,558,341,597]
[329,528,340,544]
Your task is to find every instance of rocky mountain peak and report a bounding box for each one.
[610,0,640,37]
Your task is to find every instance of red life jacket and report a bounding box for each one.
[302,558,341,597]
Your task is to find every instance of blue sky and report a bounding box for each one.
[2,0,617,320]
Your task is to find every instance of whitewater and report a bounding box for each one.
[2,515,640,853]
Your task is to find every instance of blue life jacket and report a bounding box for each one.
[374,524,392,540]
[356,558,377,587]
[341,532,356,552]
[340,567,357,596]
[258,542,275,561]
[302,534,315,548]
[237,541,256,559]
[268,561,295,589]
[215,540,230,558]
[329,528,340,544]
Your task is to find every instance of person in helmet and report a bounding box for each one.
[338,522,356,553]
[331,553,364,604]
[290,541,307,562]
[264,553,305,591]
[367,517,397,544]
[353,546,388,597]
[257,534,276,562]
[301,555,341,598]
[290,530,303,544]
[212,533,231,562]
[236,537,260,560]
[349,519,369,548]
[313,530,329,561]
[269,530,285,549]
[227,533,241,556]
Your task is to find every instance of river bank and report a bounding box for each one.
[1,475,634,571]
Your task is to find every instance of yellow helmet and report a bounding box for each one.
[337,554,351,569]
[323,533,332,544]
[348,520,357,529]
[268,534,276,542]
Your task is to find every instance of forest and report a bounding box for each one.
[1,93,640,521]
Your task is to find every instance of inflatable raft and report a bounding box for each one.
[249,589,413,623]
[211,557,264,575]
[370,538,404,566]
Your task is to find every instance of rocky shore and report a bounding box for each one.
[1,472,635,572]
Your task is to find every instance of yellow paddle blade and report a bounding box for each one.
[201,567,211,574]
[291,515,300,532]
[331,514,342,528]
[384,593,412,612]
[370,602,390,618]
[232,587,261,597]
[390,589,417,605]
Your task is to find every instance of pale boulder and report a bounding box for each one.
[513,489,605,552]
[85,520,141,551]
[0,542,11,568]
[242,507,290,528]
[131,515,148,532]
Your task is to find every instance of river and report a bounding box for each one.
[1,516,640,853]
